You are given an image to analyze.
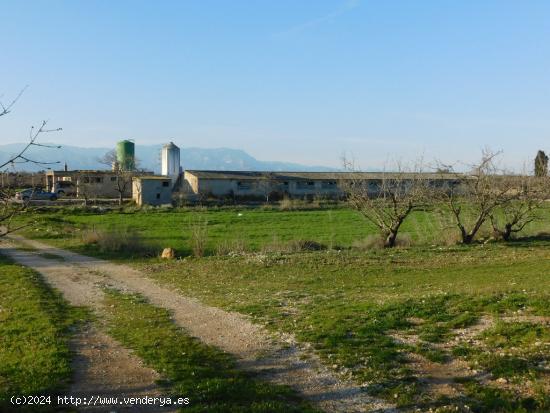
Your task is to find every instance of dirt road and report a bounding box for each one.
[1,234,395,413]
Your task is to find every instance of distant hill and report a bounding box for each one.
[0,143,336,173]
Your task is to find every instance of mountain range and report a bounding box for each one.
[0,143,336,173]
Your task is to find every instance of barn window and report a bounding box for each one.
[296,181,315,189]
[237,181,251,190]
[156,193,161,199]
[322,181,336,189]
[110,176,117,181]
[162,181,169,187]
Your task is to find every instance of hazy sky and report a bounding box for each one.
[1,0,550,169]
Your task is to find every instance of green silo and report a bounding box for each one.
[116,140,135,171]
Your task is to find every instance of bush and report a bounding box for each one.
[352,235,385,251]
[352,233,413,250]
[436,229,461,246]
[279,197,295,211]
[81,226,152,255]
[216,238,248,256]
[278,198,317,211]
[189,217,208,257]
[395,233,412,248]
[261,237,326,254]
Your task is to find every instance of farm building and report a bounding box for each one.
[133,176,173,206]
[45,169,143,199]
[181,170,461,200]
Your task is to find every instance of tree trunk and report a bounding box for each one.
[502,224,513,241]
[385,231,398,248]
[460,217,485,244]
[462,233,474,244]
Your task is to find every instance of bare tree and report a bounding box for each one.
[257,173,281,203]
[442,150,514,244]
[343,158,431,248]
[490,174,548,241]
[76,172,101,206]
[99,150,135,206]
[0,88,61,236]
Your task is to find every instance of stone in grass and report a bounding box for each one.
[161,248,176,259]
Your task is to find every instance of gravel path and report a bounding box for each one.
[0,240,175,413]
[2,235,395,413]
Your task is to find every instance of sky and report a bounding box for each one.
[1,0,550,170]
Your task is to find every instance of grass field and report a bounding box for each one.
[103,289,319,413]
[15,203,550,257]
[0,254,87,412]
[10,205,550,411]
[136,244,550,411]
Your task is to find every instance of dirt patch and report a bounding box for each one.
[71,324,172,412]
[390,333,481,398]
[391,314,550,400]
[407,353,475,398]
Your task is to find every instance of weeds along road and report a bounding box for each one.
[1,234,396,413]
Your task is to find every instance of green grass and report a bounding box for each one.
[15,203,550,258]
[134,245,550,410]
[10,206,550,411]
[462,321,550,381]
[103,289,319,413]
[462,379,549,413]
[0,254,87,412]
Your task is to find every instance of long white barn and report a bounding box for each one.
[180,170,460,200]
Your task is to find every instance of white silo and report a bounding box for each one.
[161,142,181,182]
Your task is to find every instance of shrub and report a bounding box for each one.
[81,227,101,245]
[352,235,385,251]
[215,238,248,256]
[436,228,461,246]
[279,197,295,211]
[81,226,152,255]
[261,237,326,254]
[189,217,208,257]
[394,233,412,248]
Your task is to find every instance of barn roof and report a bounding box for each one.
[184,170,462,181]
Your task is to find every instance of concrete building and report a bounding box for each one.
[45,170,139,199]
[182,170,461,200]
[133,176,172,206]
[1,172,45,189]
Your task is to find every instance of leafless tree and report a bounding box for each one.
[99,150,135,206]
[0,88,61,236]
[76,172,101,206]
[343,158,431,248]
[441,149,515,244]
[257,173,281,203]
[489,174,548,241]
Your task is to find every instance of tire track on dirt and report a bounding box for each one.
[3,235,396,413]
[0,241,176,413]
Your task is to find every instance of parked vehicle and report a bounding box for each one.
[15,188,58,201]
[52,181,76,196]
